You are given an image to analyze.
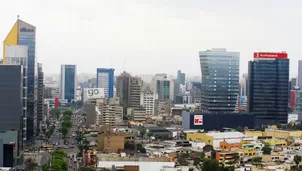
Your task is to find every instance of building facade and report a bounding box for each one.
[3,19,37,141]
[298,60,302,89]
[248,52,289,124]
[60,65,77,102]
[129,77,141,107]
[140,90,157,115]
[177,70,185,85]
[199,48,240,113]
[96,68,114,98]
[0,65,23,165]
[37,63,44,134]
[116,72,131,115]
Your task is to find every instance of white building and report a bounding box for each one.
[140,90,157,115]
[5,45,28,140]
[206,131,254,148]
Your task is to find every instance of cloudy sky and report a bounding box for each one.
[0,0,301,77]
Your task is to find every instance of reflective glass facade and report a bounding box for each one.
[199,49,240,113]
[156,80,170,100]
[64,65,76,102]
[248,58,289,124]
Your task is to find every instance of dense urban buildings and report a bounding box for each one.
[298,60,302,89]
[129,77,142,107]
[199,48,240,113]
[96,68,114,98]
[248,52,289,124]
[0,65,24,166]
[3,19,37,141]
[116,72,131,114]
[60,64,77,102]
[140,90,157,115]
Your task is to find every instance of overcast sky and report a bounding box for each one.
[0,0,301,77]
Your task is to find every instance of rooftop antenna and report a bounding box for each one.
[123,57,127,72]
[17,15,20,19]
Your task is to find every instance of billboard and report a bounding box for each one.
[83,88,105,103]
[253,52,288,59]
[194,115,203,125]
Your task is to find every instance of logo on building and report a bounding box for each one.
[194,115,203,125]
[20,28,34,32]
[88,89,100,97]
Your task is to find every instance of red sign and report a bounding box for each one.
[194,115,203,125]
[254,52,287,59]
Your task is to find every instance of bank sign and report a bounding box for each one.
[86,88,104,99]
[194,115,203,125]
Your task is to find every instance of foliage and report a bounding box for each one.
[262,143,272,155]
[60,126,69,138]
[53,109,61,119]
[63,109,73,116]
[61,120,72,128]
[294,155,302,169]
[147,131,153,137]
[79,167,95,171]
[203,144,214,152]
[202,158,235,171]
[43,150,67,171]
[140,129,146,136]
[252,157,262,164]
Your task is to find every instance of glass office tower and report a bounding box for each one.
[96,68,114,98]
[3,19,37,141]
[60,65,77,102]
[248,52,289,124]
[199,48,240,113]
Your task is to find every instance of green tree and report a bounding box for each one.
[63,109,73,116]
[203,158,219,171]
[54,109,61,119]
[140,129,146,137]
[262,143,272,155]
[60,126,69,138]
[61,120,72,128]
[24,158,38,171]
[294,155,302,170]
[236,126,243,132]
[252,157,262,164]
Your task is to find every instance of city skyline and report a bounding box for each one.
[1,0,302,77]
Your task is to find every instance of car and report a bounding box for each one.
[69,146,75,148]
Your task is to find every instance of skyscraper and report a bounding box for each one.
[177,70,185,85]
[3,19,37,140]
[199,48,240,113]
[116,72,131,115]
[37,63,44,134]
[60,65,77,102]
[0,64,23,164]
[248,52,289,124]
[298,60,302,89]
[129,77,142,107]
[96,68,114,98]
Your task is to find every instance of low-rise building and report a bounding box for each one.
[220,141,242,150]
[216,151,239,167]
[262,139,287,147]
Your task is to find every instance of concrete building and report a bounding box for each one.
[129,77,142,108]
[248,52,289,124]
[140,90,157,115]
[37,63,44,135]
[131,107,146,123]
[150,73,171,101]
[85,100,97,127]
[116,72,131,115]
[170,79,179,103]
[96,68,114,98]
[199,48,240,113]
[60,65,77,102]
[291,78,297,90]
[0,65,23,165]
[155,100,171,116]
[3,19,37,141]
[177,70,185,85]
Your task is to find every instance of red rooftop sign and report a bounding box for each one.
[254,52,288,59]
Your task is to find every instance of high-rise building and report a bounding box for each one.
[291,78,297,90]
[0,65,23,164]
[4,45,28,140]
[240,74,248,97]
[116,72,131,114]
[170,79,179,103]
[60,65,77,102]
[298,60,302,89]
[248,52,289,124]
[177,70,185,85]
[3,19,37,141]
[140,90,157,115]
[37,63,44,134]
[129,77,142,108]
[199,48,240,113]
[96,68,114,98]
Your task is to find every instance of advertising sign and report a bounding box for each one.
[194,115,203,125]
[253,52,288,59]
[87,88,103,98]
[18,20,35,36]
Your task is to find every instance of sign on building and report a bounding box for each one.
[83,88,105,103]
[194,115,203,125]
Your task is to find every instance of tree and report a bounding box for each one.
[63,109,73,116]
[236,126,243,132]
[203,158,219,171]
[262,143,272,155]
[252,157,262,164]
[140,129,146,137]
[61,120,72,128]
[60,126,69,138]
[276,123,282,129]
[294,155,302,170]
[54,109,61,119]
